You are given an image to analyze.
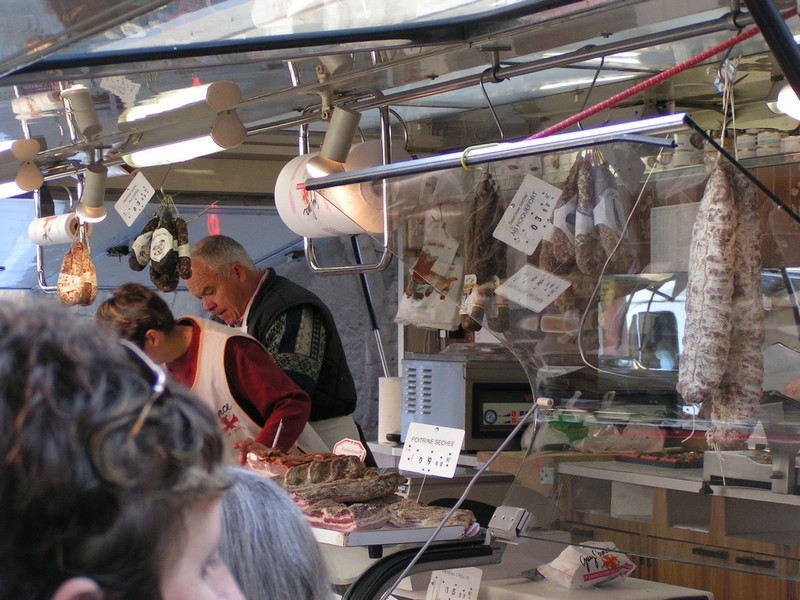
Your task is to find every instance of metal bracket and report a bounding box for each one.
[304,99,394,276]
[487,506,531,541]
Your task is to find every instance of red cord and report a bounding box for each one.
[527,9,798,140]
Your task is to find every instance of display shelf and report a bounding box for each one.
[557,460,705,493]
[311,524,470,547]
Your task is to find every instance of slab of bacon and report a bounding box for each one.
[246,447,338,477]
[303,499,393,532]
[273,454,375,487]
[386,498,475,529]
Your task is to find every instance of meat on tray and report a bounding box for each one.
[273,454,376,487]
[287,472,408,508]
[386,498,476,529]
[246,447,339,477]
[303,499,393,532]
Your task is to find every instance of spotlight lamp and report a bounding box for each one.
[61,85,103,139]
[76,163,109,223]
[0,138,43,198]
[307,106,362,177]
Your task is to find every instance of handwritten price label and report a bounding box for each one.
[425,568,482,600]
[399,422,464,478]
[495,264,571,313]
[493,174,560,255]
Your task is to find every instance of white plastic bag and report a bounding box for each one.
[538,541,635,589]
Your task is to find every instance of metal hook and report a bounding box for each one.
[577,55,607,130]
[479,68,506,142]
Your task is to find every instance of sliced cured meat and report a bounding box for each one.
[288,472,408,508]
[386,498,475,529]
[677,161,737,406]
[303,500,391,532]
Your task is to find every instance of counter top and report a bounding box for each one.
[558,459,800,506]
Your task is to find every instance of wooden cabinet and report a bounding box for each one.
[554,459,800,598]
[650,538,800,600]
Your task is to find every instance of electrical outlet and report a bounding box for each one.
[540,466,555,485]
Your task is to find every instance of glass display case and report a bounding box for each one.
[305,113,800,598]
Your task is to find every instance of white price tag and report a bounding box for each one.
[399,422,464,478]
[493,174,559,255]
[425,568,482,600]
[115,171,156,227]
[495,264,571,313]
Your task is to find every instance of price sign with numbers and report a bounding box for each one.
[115,171,156,227]
[496,264,571,313]
[492,174,559,255]
[398,423,464,478]
[424,568,482,600]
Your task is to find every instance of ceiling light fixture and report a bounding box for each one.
[0,139,43,199]
[118,80,242,132]
[117,80,246,168]
[118,110,247,168]
[306,106,361,177]
[75,163,109,223]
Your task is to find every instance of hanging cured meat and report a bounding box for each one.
[462,172,509,332]
[592,160,635,273]
[575,157,604,276]
[550,157,581,267]
[677,161,737,407]
[57,227,97,306]
[706,170,763,445]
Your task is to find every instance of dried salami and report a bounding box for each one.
[128,215,159,272]
[463,173,508,331]
[707,171,763,446]
[575,158,604,276]
[677,161,737,406]
[150,262,179,293]
[150,210,179,276]
[593,162,635,272]
[176,217,192,279]
[552,157,581,265]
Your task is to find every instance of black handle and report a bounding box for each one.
[692,547,729,561]
[736,556,776,570]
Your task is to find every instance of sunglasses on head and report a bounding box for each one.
[118,339,168,439]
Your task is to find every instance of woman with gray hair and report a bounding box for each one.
[220,467,333,600]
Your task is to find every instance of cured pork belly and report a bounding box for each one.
[303,500,391,532]
[386,498,475,529]
[288,472,408,508]
[274,455,375,487]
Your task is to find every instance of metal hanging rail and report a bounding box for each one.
[302,113,684,192]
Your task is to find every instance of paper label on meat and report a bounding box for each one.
[593,188,624,234]
[492,174,558,255]
[423,218,459,278]
[399,422,465,478]
[332,438,367,462]
[150,228,175,263]
[495,264,572,313]
[551,195,576,243]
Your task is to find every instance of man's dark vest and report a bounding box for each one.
[247,269,357,421]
